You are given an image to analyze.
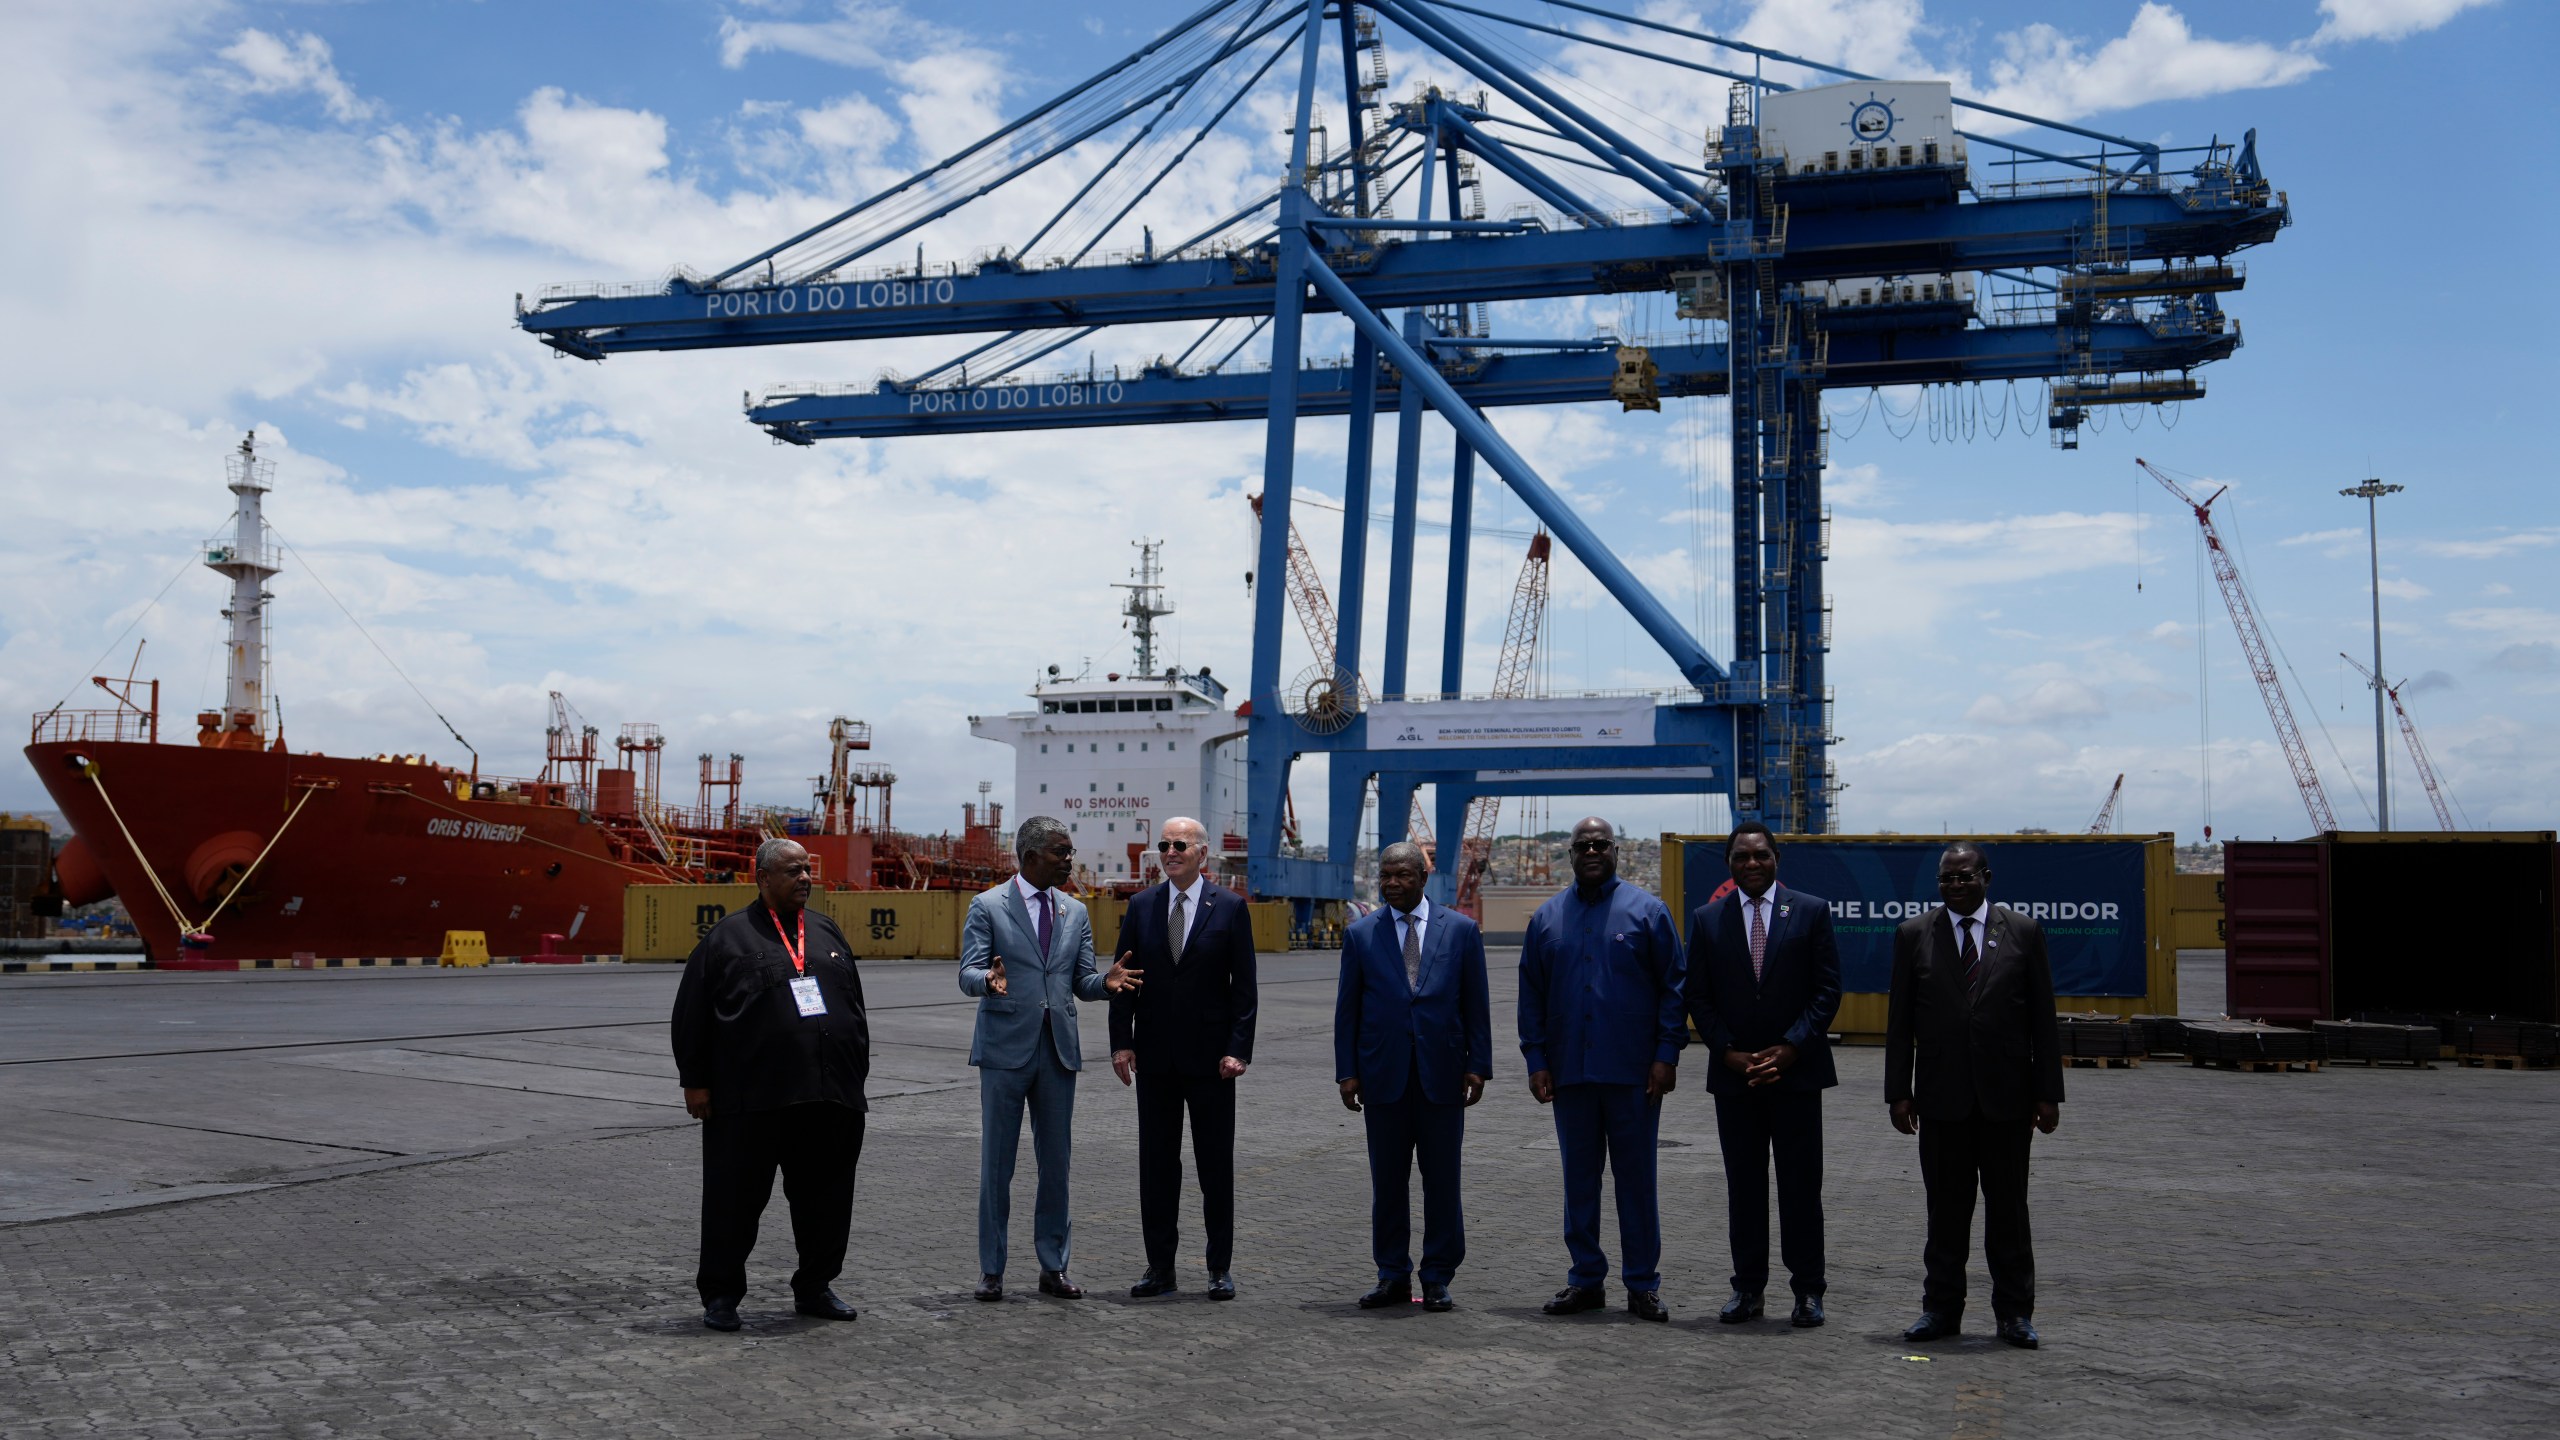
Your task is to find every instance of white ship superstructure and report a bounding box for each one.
[968,544,1247,886]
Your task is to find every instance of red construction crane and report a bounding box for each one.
[2086,773,2124,834]
[1247,494,1433,850]
[2338,653,2458,831]
[2137,458,2339,835]
[1456,531,1552,914]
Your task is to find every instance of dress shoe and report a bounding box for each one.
[1542,1284,1607,1316]
[1037,1269,1085,1299]
[1626,1289,1670,1323]
[1128,1268,1178,1298]
[701,1297,741,1332]
[1718,1290,1764,1324]
[1206,1271,1237,1301]
[1996,1316,2040,1349]
[1902,1310,1961,1342]
[793,1288,858,1321]
[1357,1278,1413,1310]
[1420,1282,1454,1313]
[973,1273,1004,1303]
[1790,1293,1826,1328]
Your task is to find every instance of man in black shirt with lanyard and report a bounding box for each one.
[672,837,870,1332]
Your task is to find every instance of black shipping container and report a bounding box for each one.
[2226,832,2558,1025]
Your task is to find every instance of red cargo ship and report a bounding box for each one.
[25,434,1010,968]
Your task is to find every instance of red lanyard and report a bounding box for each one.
[768,903,807,975]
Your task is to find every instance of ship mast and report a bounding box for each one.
[203,432,280,750]
[1113,539,1172,678]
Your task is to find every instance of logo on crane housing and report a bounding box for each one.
[1846,92,1898,143]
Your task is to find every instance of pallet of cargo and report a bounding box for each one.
[2181,1018,2323,1070]
[2454,1053,2553,1071]
[2125,1014,2188,1056]
[2189,1055,2322,1074]
[2067,1054,2142,1069]
[2315,1019,2440,1066]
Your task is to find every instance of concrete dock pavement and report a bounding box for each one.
[0,950,2550,1437]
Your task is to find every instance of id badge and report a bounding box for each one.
[789,976,827,1017]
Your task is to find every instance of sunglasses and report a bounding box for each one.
[1569,839,1614,854]
[1155,839,1197,854]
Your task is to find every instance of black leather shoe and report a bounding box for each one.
[1790,1293,1826,1328]
[973,1273,1004,1303]
[702,1297,741,1332]
[1357,1277,1412,1310]
[1996,1316,2040,1349]
[1420,1282,1454,1313]
[1037,1269,1085,1299]
[793,1288,858,1321]
[1206,1271,1237,1301]
[1542,1284,1606,1316]
[1627,1289,1670,1323]
[1718,1290,1764,1324]
[1128,1268,1178,1298]
[1903,1310,1961,1341]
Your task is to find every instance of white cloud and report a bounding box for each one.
[217,29,376,123]
[2415,527,2560,560]
[2447,607,2560,646]
[2313,0,2500,45]
[2376,576,2430,601]
[1966,677,2109,727]
[1975,4,2324,123]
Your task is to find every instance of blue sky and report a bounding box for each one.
[2,0,2550,853]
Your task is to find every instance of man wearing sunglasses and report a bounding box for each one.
[1107,816,1258,1300]
[958,816,1139,1303]
[1518,817,1687,1323]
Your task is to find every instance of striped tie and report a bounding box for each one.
[1959,917,1982,1000]
[1747,898,1768,982]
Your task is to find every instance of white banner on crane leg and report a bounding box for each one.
[1370,697,1654,750]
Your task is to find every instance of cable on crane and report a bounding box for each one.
[268,527,476,764]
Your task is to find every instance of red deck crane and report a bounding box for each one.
[2338,653,2458,831]
[1456,531,1553,914]
[2136,458,2339,835]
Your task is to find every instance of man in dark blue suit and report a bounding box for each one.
[1107,816,1257,1301]
[1685,820,1842,1329]
[1520,817,1686,1323]
[1334,841,1491,1313]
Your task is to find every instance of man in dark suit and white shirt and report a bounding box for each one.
[1107,816,1258,1300]
[1886,840,2065,1349]
[1334,841,1492,1313]
[1684,820,1842,1328]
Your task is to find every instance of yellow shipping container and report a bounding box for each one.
[820,890,963,959]
[2170,871,2226,949]
[623,884,759,962]
[1250,901,1294,954]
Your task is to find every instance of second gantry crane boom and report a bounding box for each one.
[2136,458,2339,835]
[2338,653,2458,831]
[1456,530,1552,913]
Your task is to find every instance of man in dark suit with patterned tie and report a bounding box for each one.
[1886,840,2065,1349]
[1334,841,1492,1313]
[1108,816,1258,1300]
[1684,820,1841,1329]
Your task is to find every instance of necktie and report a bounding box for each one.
[1403,911,1423,990]
[1033,887,1054,960]
[1959,916,1982,1000]
[1170,890,1189,968]
[1747,898,1768,981]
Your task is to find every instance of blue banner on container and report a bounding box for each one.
[1681,839,2150,997]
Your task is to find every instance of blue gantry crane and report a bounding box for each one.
[516,0,2288,907]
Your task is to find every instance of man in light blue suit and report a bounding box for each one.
[959,816,1137,1302]
[1334,841,1492,1313]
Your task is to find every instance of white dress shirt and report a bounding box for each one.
[1166,875,1206,931]
[1946,900,1990,954]
[1389,895,1432,954]
[1012,873,1052,934]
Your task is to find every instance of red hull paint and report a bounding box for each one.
[26,740,664,964]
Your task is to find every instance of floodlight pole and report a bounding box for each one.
[2340,476,2403,831]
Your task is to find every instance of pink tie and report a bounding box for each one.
[1748,898,1768,981]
